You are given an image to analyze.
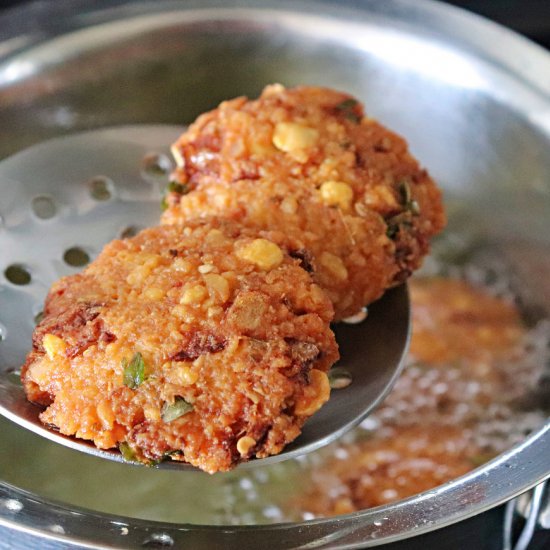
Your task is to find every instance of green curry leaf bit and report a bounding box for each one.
[398,181,421,216]
[386,213,413,240]
[161,180,190,211]
[335,98,361,123]
[162,396,194,423]
[399,181,412,205]
[122,352,146,389]
[386,222,400,239]
[167,181,189,195]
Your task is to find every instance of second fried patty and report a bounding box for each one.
[162,85,446,319]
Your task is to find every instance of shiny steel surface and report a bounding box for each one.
[0,0,549,548]
[0,125,410,468]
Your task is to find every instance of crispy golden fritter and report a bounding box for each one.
[409,277,523,366]
[296,424,481,515]
[22,219,338,473]
[162,85,446,319]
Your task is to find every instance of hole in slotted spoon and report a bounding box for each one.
[328,367,353,389]
[31,195,57,219]
[142,153,172,176]
[89,176,114,201]
[342,307,368,324]
[119,225,142,239]
[63,247,90,267]
[4,264,31,285]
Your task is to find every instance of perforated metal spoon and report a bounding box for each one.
[0,125,410,470]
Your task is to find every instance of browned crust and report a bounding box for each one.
[162,85,446,318]
[22,219,338,473]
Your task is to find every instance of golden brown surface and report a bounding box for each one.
[21,219,338,473]
[162,85,446,319]
[410,277,523,365]
[295,277,529,516]
[298,424,479,515]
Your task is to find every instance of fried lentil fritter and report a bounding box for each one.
[162,85,446,319]
[409,277,523,366]
[21,219,338,473]
[295,277,532,516]
[297,424,481,515]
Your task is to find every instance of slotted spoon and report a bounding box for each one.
[0,125,410,470]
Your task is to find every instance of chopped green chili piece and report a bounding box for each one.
[167,181,189,195]
[336,98,358,110]
[386,223,399,239]
[162,396,194,423]
[122,352,146,389]
[386,212,413,239]
[119,442,137,462]
[161,180,190,210]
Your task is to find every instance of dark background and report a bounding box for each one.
[444,0,550,48]
[0,0,550,49]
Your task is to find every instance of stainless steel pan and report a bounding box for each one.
[0,1,548,548]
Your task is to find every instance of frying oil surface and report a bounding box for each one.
[295,273,548,516]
